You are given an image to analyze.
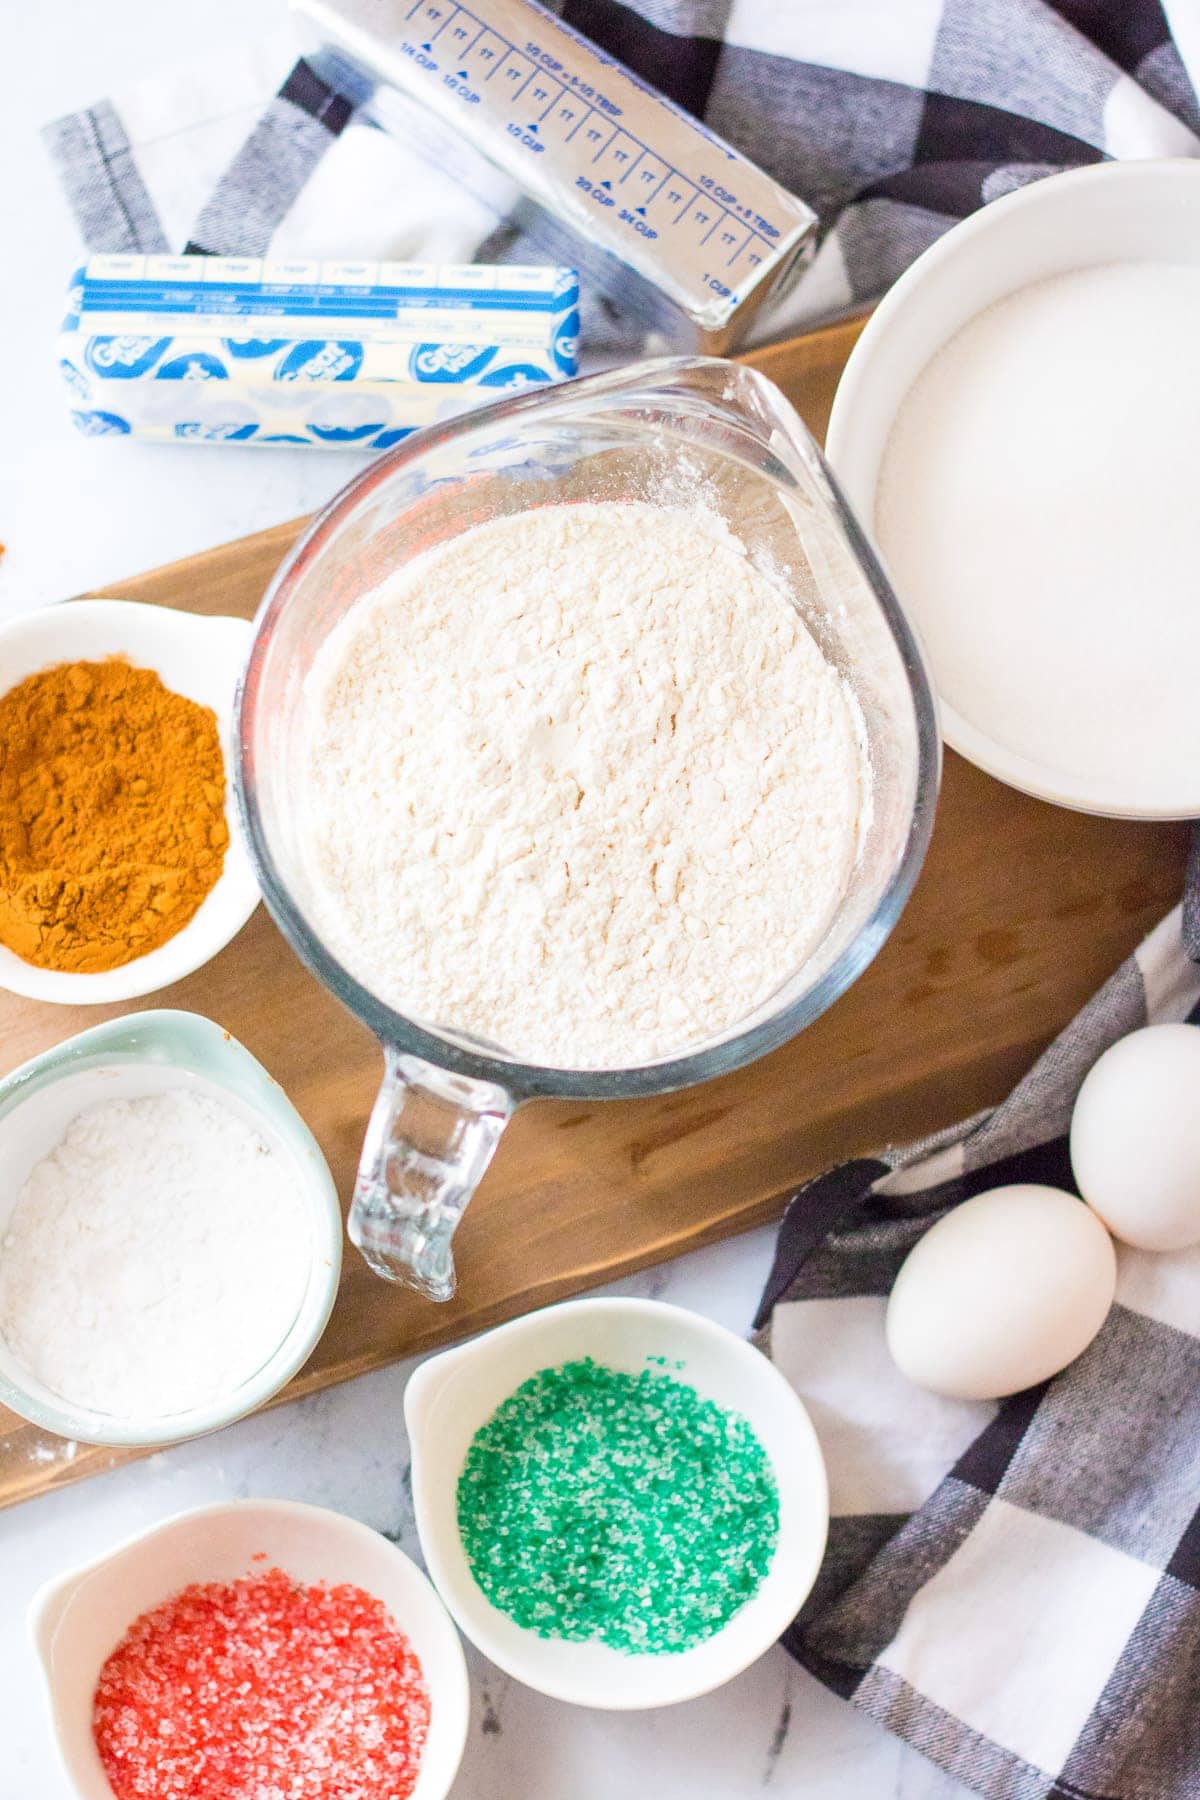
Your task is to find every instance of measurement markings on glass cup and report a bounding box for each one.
[399,0,779,298]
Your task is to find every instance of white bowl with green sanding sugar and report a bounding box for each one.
[405,1297,829,1708]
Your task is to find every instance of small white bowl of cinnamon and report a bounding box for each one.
[0,598,260,1004]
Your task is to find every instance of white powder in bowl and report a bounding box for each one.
[0,1088,311,1419]
[875,262,1200,806]
[304,500,869,1069]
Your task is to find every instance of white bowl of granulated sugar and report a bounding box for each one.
[0,1009,342,1447]
[827,157,1200,820]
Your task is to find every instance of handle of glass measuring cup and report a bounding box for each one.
[349,1049,515,1301]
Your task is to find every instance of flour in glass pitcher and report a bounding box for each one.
[304,501,870,1069]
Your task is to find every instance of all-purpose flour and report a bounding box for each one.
[306,501,868,1068]
[0,1089,311,1417]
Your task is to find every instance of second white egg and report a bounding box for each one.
[885,1183,1116,1401]
[1070,1022,1200,1252]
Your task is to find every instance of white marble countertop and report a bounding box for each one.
[0,7,972,1795]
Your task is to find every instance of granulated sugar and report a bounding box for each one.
[876,262,1200,805]
[305,501,868,1068]
[0,1088,310,1418]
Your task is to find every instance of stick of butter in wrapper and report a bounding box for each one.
[296,0,819,351]
[59,255,579,446]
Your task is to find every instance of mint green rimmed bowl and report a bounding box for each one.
[0,1010,342,1447]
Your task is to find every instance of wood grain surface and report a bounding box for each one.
[0,315,1187,1507]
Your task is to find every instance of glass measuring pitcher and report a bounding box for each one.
[235,357,939,1302]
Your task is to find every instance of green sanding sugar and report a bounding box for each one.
[456,1355,779,1654]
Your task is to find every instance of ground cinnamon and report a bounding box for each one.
[0,658,229,973]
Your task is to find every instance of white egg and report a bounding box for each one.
[1070,1022,1200,1252]
[885,1184,1116,1401]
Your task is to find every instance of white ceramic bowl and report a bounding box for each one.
[827,157,1200,819]
[0,598,260,1001]
[0,1009,342,1446]
[29,1499,469,1800]
[406,1297,828,1709]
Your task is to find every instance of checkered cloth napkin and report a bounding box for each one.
[755,890,1200,1800]
[43,1,1200,348]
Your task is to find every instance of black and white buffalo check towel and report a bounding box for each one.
[756,900,1200,1800]
[44,1,1200,348]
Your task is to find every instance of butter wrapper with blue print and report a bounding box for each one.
[60,255,579,447]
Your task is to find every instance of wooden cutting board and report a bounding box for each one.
[0,316,1187,1508]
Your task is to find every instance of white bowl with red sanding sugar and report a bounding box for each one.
[28,1499,470,1800]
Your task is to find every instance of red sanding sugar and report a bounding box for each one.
[92,1565,430,1800]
